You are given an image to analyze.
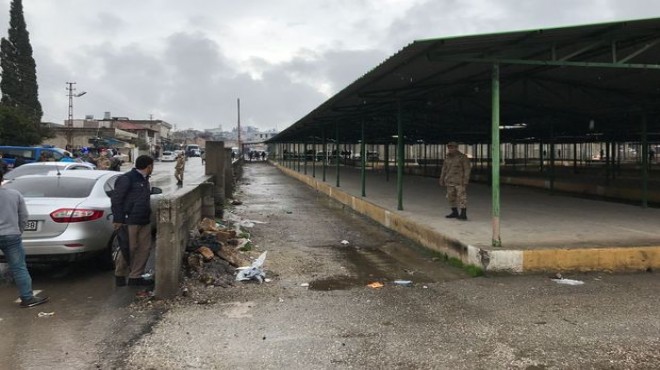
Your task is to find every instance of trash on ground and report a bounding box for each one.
[367,282,384,289]
[340,240,350,245]
[422,285,428,289]
[236,251,268,283]
[300,283,309,287]
[37,312,55,318]
[184,216,268,290]
[135,290,155,298]
[393,280,413,287]
[230,199,243,206]
[264,278,272,283]
[552,278,584,286]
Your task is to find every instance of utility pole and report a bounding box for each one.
[66,82,76,127]
[66,82,76,149]
[237,98,241,156]
[65,82,87,149]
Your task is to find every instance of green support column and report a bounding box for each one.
[491,64,502,248]
[397,101,404,210]
[296,143,300,172]
[573,142,578,174]
[303,142,308,175]
[642,115,649,208]
[312,137,316,178]
[539,141,544,172]
[322,127,327,182]
[423,143,428,175]
[361,121,366,197]
[384,144,390,182]
[605,139,611,185]
[549,139,555,193]
[336,123,340,187]
[512,143,517,172]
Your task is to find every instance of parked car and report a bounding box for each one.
[161,151,176,162]
[0,145,71,169]
[1,162,95,184]
[185,144,201,157]
[0,171,163,268]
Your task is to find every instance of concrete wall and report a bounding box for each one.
[155,182,215,298]
[153,140,244,299]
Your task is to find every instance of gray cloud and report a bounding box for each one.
[7,0,660,132]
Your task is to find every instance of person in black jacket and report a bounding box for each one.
[111,155,154,287]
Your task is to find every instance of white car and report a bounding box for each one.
[161,151,176,162]
[2,161,95,184]
[0,171,163,267]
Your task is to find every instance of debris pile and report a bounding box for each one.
[184,218,263,288]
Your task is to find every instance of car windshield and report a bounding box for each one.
[4,176,96,198]
[4,165,65,180]
[163,151,173,155]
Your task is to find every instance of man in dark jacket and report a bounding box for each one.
[111,155,154,286]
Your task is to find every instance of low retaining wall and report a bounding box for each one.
[275,163,660,273]
[154,179,214,298]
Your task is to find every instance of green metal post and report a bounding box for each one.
[361,121,366,197]
[303,142,308,175]
[539,141,544,172]
[605,141,612,185]
[384,144,390,182]
[491,64,502,248]
[296,143,300,172]
[312,136,316,178]
[397,101,404,211]
[549,139,555,193]
[322,127,327,182]
[573,142,578,174]
[335,123,340,188]
[642,115,649,208]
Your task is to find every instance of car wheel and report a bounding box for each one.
[96,231,119,270]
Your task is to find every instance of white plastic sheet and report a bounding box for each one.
[236,251,268,283]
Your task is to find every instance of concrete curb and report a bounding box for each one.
[274,163,660,273]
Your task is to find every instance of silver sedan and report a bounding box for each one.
[0,170,162,267]
[2,161,95,184]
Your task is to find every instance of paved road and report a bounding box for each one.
[1,160,658,369]
[123,162,660,369]
[0,158,204,369]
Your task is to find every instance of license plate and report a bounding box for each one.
[24,220,38,231]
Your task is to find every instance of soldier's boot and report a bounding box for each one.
[458,208,467,221]
[445,208,459,218]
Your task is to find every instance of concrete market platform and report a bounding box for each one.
[272,161,660,273]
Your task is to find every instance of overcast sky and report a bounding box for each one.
[2,0,660,132]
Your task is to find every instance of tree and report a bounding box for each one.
[0,0,44,139]
[0,105,41,145]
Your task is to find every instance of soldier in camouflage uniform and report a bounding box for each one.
[174,152,185,186]
[439,142,471,220]
[96,151,111,170]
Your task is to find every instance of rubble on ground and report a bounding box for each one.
[182,215,266,292]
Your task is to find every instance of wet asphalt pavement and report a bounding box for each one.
[0,158,203,369]
[1,160,658,369]
[124,162,659,369]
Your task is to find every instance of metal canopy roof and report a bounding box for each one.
[270,17,660,145]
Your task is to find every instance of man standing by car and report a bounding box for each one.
[174,152,185,186]
[439,142,471,221]
[111,155,155,287]
[0,171,49,307]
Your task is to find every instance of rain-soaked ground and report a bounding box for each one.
[3,160,658,369]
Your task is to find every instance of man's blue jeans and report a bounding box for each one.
[0,234,33,301]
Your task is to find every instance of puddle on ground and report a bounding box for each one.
[308,243,465,291]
